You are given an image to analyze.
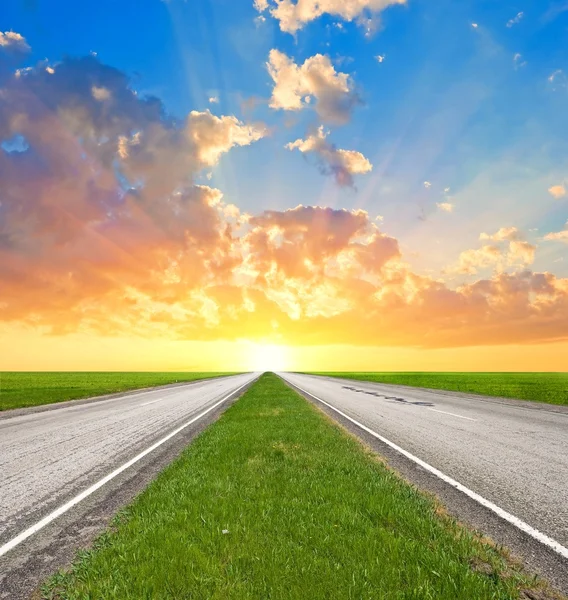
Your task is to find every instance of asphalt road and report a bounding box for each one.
[279,372,568,590]
[0,372,257,598]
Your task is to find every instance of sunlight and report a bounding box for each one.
[248,343,290,372]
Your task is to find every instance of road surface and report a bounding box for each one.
[279,372,568,588]
[0,372,257,598]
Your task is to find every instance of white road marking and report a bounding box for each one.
[141,398,162,407]
[288,379,568,561]
[0,378,253,558]
[428,408,476,421]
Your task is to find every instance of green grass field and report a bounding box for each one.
[0,372,233,411]
[43,373,547,600]
[310,372,568,406]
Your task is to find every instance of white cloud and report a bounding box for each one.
[286,126,372,186]
[548,184,566,199]
[267,49,360,124]
[436,202,454,213]
[208,96,219,104]
[0,31,30,52]
[376,54,386,63]
[254,0,406,35]
[506,12,524,27]
[471,22,478,29]
[513,53,527,69]
[544,221,568,243]
[423,181,432,189]
[547,69,568,91]
[444,187,450,193]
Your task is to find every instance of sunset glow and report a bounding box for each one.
[1,1,567,371]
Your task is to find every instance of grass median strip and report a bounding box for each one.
[43,373,551,599]
[310,372,568,406]
[0,372,234,411]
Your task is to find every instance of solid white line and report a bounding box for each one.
[287,378,568,561]
[428,408,476,421]
[0,377,253,558]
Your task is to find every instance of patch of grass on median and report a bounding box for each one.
[0,372,233,411]
[43,373,548,600]
[310,372,568,406]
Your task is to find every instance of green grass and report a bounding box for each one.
[43,373,547,600]
[309,372,568,406]
[0,372,234,411]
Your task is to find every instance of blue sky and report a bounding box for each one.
[8,0,564,273]
[1,0,568,369]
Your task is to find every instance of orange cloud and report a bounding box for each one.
[0,31,30,52]
[544,221,568,243]
[451,227,536,274]
[548,184,566,199]
[1,54,568,352]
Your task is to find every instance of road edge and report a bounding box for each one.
[0,376,257,600]
[0,373,243,420]
[280,375,568,596]
[297,373,568,413]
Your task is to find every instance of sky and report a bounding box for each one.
[0,0,567,372]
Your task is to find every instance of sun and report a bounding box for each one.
[248,344,290,372]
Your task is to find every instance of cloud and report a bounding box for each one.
[547,69,568,91]
[254,0,406,35]
[267,50,360,124]
[1,53,568,350]
[506,11,524,27]
[452,227,535,274]
[548,184,566,199]
[479,226,523,242]
[286,126,372,186]
[91,85,111,101]
[436,202,454,213]
[513,53,527,69]
[423,181,432,188]
[376,54,386,63]
[0,31,30,52]
[208,96,219,104]
[544,222,568,243]
[0,54,265,326]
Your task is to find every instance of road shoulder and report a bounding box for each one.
[282,375,568,596]
[0,381,253,600]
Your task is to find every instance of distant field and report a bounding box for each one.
[310,372,568,406]
[0,372,233,411]
[43,373,541,600]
